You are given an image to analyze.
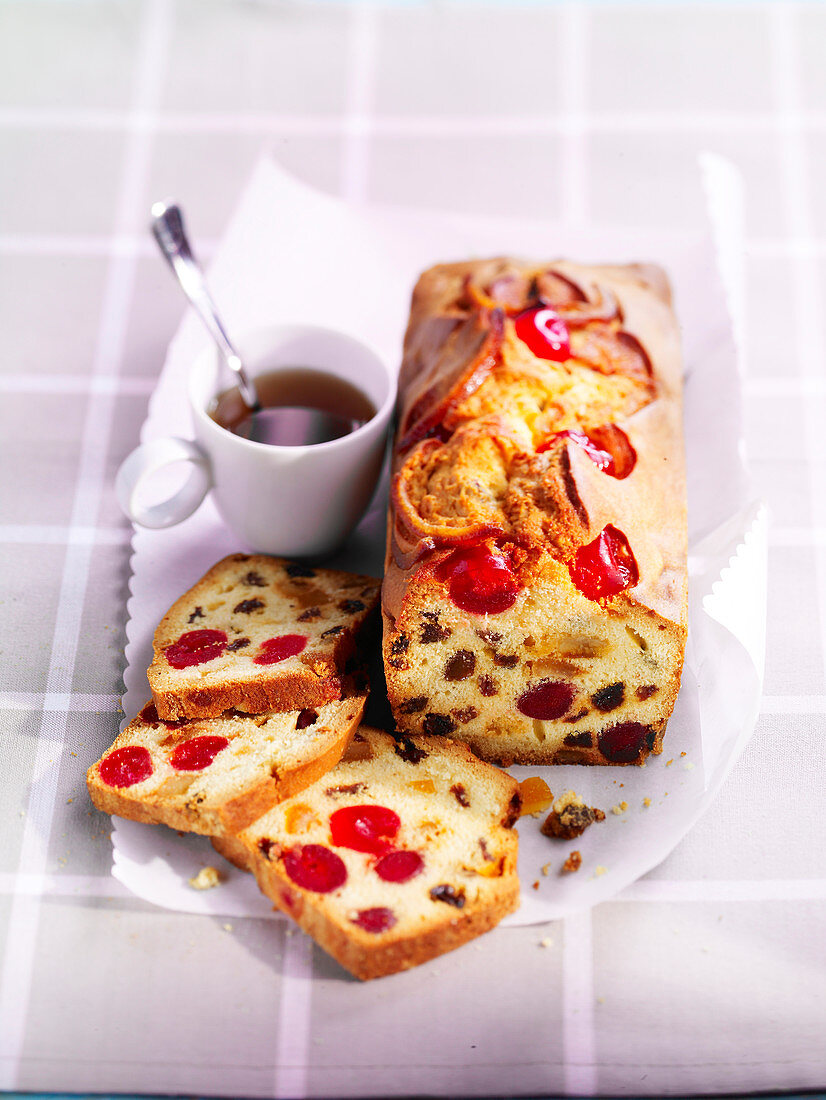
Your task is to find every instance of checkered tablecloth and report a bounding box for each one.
[1,2,824,1096]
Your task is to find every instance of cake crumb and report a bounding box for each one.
[680,751,687,757]
[665,759,673,767]
[562,850,581,874]
[222,923,233,932]
[610,801,628,815]
[594,865,607,877]
[643,797,652,807]
[683,761,695,771]
[539,937,554,948]
[189,866,222,891]
[541,862,551,876]
[597,996,606,1004]
[532,880,540,890]
[542,790,605,840]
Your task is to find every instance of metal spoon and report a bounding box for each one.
[150,202,364,448]
[151,201,261,411]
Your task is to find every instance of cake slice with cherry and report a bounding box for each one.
[219,726,520,980]
[148,553,380,721]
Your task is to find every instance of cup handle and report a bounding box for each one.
[116,437,212,529]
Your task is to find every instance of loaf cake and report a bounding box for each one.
[87,692,367,835]
[225,725,521,980]
[383,258,687,766]
[148,553,380,720]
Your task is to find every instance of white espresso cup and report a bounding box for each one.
[116,325,396,557]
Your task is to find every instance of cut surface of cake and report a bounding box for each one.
[87,693,367,835]
[383,258,687,766]
[148,553,380,720]
[230,726,521,980]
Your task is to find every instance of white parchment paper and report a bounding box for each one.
[113,155,766,925]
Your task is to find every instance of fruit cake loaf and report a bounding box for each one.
[149,553,380,721]
[87,692,367,836]
[227,725,520,980]
[383,258,687,766]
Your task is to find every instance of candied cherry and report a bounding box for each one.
[374,850,424,883]
[517,680,575,720]
[569,526,639,601]
[329,804,400,856]
[537,425,636,480]
[164,629,227,669]
[514,306,570,362]
[253,634,308,666]
[436,543,519,615]
[283,844,347,893]
[99,745,153,789]
[169,735,229,771]
[352,907,397,933]
[598,721,651,764]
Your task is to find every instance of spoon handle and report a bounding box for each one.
[150,201,260,410]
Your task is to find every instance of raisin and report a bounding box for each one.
[321,625,345,638]
[297,606,321,622]
[477,628,503,645]
[390,633,410,656]
[542,801,605,840]
[451,783,470,808]
[400,696,428,714]
[339,599,365,614]
[257,837,276,859]
[478,674,498,697]
[226,637,250,652]
[234,598,264,614]
[421,620,452,643]
[444,650,476,681]
[591,682,625,712]
[563,730,593,748]
[452,706,478,724]
[393,736,428,765]
[285,563,316,578]
[563,708,589,723]
[430,884,465,908]
[637,684,658,700]
[187,606,204,623]
[423,713,457,736]
[243,571,267,587]
[324,782,366,797]
[296,708,318,729]
[493,653,518,668]
[479,837,494,861]
[504,792,522,827]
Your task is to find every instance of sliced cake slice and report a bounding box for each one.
[87,692,367,836]
[148,553,380,720]
[229,726,521,980]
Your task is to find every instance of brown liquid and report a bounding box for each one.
[210,367,377,447]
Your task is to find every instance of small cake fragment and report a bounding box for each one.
[189,866,222,890]
[541,790,605,840]
[231,726,521,980]
[561,850,582,873]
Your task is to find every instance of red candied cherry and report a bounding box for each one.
[169,735,229,771]
[374,850,424,884]
[514,306,571,362]
[598,722,651,764]
[436,543,519,615]
[329,804,400,856]
[517,679,576,720]
[283,844,347,893]
[253,634,308,666]
[99,745,153,789]
[569,525,639,601]
[537,425,636,479]
[164,629,227,669]
[352,907,397,933]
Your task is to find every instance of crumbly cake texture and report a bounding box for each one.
[148,553,380,721]
[87,692,367,835]
[227,726,521,981]
[383,258,688,766]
